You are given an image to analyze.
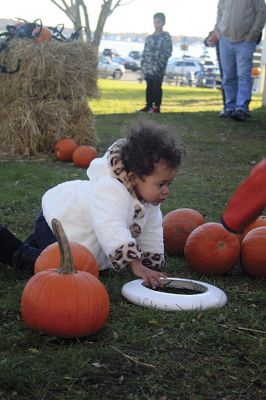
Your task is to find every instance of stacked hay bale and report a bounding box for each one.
[0,38,98,155]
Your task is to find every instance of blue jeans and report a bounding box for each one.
[15,211,56,271]
[219,37,256,113]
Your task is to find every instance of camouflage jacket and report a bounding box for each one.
[141,31,172,78]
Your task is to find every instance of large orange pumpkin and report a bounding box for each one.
[72,146,97,168]
[21,219,110,338]
[241,215,266,241]
[184,222,240,275]
[241,226,266,277]
[55,138,78,161]
[163,208,205,256]
[34,241,99,278]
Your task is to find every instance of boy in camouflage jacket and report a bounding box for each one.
[139,13,172,113]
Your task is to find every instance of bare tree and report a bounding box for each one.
[50,0,134,49]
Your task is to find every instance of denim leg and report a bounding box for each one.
[13,211,56,271]
[34,211,56,250]
[235,40,256,112]
[219,37,237,112]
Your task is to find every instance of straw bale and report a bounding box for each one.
[0,98,96,156]
[0,38,98,102]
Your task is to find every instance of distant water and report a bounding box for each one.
[99,38,217,62]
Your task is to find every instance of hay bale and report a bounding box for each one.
[0,38,98,101]
[0,98,96,155]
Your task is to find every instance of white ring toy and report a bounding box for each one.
[121,277,227,311]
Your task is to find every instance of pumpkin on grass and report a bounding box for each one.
[34,241,99,278]
[241,215,266,242]
[184,222,240,275]
[55,138,78,162]
[21,219,110,338]
[163,208,205,256]
[241,226,266,277]
[72,145,97,168]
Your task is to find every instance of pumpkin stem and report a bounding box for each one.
[51,218,76,274]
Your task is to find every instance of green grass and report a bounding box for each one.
[0,80,266,400]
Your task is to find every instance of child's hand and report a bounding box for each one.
[130,260,167,289]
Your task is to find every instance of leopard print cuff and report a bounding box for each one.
[109,243,165,272]
[142,252,165,271]
[109,241,142,271]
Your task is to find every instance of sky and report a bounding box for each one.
[1,0,219,37]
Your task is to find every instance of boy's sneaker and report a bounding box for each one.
[137,106,150,112]
[148,106,160,113]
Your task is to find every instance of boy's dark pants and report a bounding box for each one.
[145,76,163,109]
[0,211,56,271]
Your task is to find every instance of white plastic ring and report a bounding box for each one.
[121,277,227,311]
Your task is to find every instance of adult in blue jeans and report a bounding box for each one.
[213,0,266,122]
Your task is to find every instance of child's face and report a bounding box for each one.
[130,160,177,206]
[154,17,164,33]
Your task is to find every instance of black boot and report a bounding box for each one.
[0,225,23,265]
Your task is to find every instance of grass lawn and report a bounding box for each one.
[0,80,265,400]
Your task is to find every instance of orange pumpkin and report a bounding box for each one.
[72,146,97,168]
[55,138,78,161]
[241,215,266,241]
[21,219,110,338]
[163,208,205,256]
[32,26,52,45]
[34,241,99,278]
[184,222,240,275]
[241,226,266,277]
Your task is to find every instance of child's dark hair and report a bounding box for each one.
[153,12,166,24]
[121,119,182,177]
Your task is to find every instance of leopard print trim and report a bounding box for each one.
[107,140,145,237]
[142,252,165,271]
[110,241,142,271]
[109,243,165,272]
[129,222,141,238]
[107,139,132,192]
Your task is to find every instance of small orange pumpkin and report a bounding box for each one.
[241,215,266,241]
[55,138,78,161]
[184,222,240,275]
[72,146,97,168]
[34,241,99,278]
[32,26,52,45]
[241,226,266,277]
[163,208,205,256]
[21,219,110,338]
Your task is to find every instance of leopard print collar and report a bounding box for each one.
[107,139,145,237]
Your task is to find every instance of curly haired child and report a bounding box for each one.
[0,119,182,288]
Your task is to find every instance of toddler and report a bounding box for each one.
[0,119,182,288]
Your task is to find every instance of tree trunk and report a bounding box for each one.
[50,0,134,51]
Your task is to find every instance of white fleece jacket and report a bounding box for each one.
[42,142,164,271]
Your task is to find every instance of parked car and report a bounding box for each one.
[165,58,203,80]
[195,66,222,88]
[128,50,142,61]
[98,56,125,79]
[102,48,120,58]
[112,56,140,71]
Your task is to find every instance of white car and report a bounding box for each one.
[98,56,125,79]
[165,58,203,80]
